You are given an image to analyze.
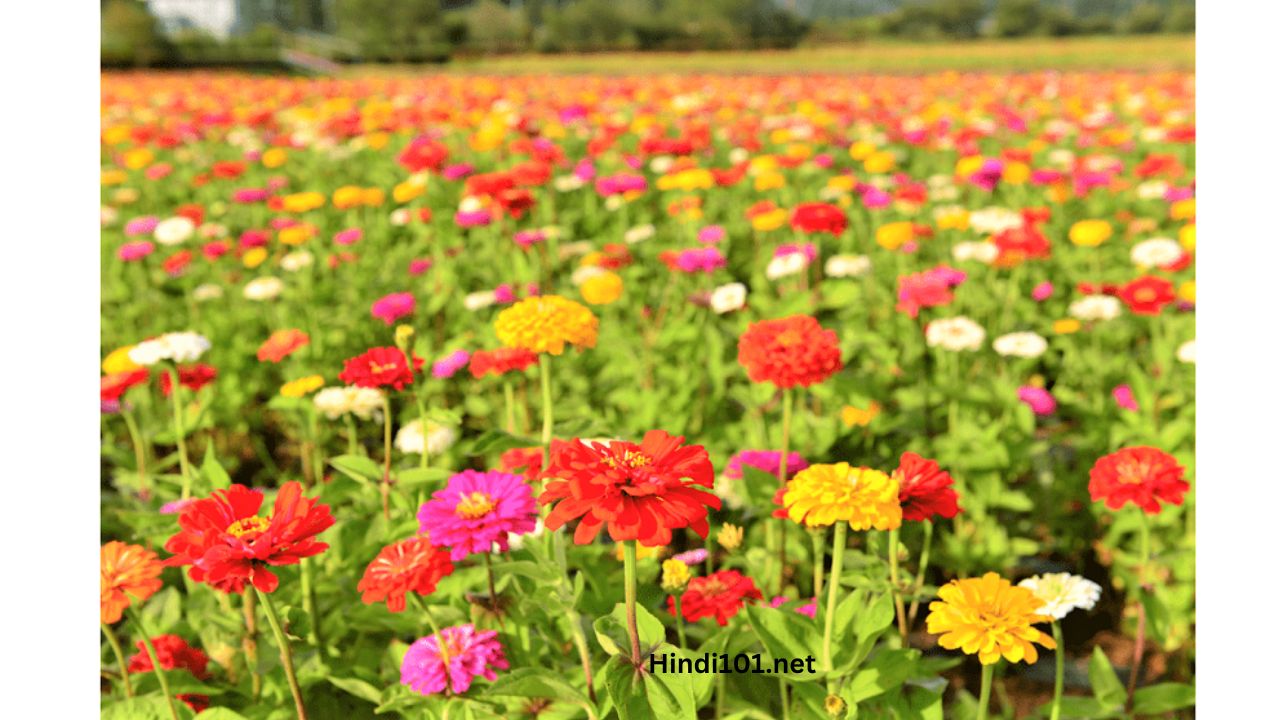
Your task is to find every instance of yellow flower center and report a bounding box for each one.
[776,330,802,347]
[227,516,270,538]
[455,491,496,519]
[369,361,397,374]
[605,450,651,470]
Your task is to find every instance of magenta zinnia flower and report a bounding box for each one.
[724,450,808,480]
[119,241,155,261]
[371,292,415,325]
[1017,386,1057,415]
[417,470,538,560]
[432,350,471,379]
[400,624,509,696]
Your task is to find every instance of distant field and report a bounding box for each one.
[401,35,1194,75]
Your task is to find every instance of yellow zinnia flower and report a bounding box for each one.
[1179,223,1195,252]
[495,295,599,356]
[103,345,141,374]
[876,221,914,251]
[863,150,895,174]
[261,148,287,168]
[281,375,325,398]
[926,572,1056,665]
[242,247,268,269]
[580,272,623,306]
[841,402,881,428]
[1052,319,1081,335]
[278,224,314,246]
[716,523,744,551]
[750,208,788,232]
[281,192,325,214]
[332,185,365,210]
[660,559,691,591]
[1068,220,1112,247]
[1178,280,1195,304]
[782,463,902,530]
[1170,197,1195,221]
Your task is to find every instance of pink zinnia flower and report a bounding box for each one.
[232,188,269,203]
[862,187,892,208]
[270,217,299,231]
[769,596,818,619]
[970,159,1004,191]
[1113,384,1139,412]
[125,216,159,236]
[417,470,538,560]
[774,243,817,262]
[513,230,545,249]
[812,153,833,168]
[454,209,492,228]
[432,350,470,379]
[674,549,708,565]
[1017,386,1057,415]
[594,173,647,196]
[493,284,517,304]
[443,163,474,180]
[573,159,596,181]
[675,247,726,274]
[239,229,270,248]
[119,241,155,261]
[408,258,432,276]
[724,450,808,480]
[371,292,415,325]
[1032,281,1054,301]
[334,228,363,246]
[400,624,509,696]
[698,225,726,244]
[896,272,953,318]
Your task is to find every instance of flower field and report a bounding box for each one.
[100,71,1196,719]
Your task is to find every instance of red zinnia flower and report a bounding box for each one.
[790,202,848,236]
[667,569,763,626]
[737,315,842,388]
[357,535,455,612]
[992,224,1051,267]
[399,137,449,173]
[1088,446,1189,514]
[257,328,310,362]
[539,430,720,547]
[127,635,210,713]
[101,369,150,402]
[469,347,539,379]
[159,364,217,396]
[339,346,424,390]
[164,482,335,593]
[892,452,960,522]
[1117,276,1176,316]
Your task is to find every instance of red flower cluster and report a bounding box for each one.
[1118,276,1176,316]
[540,430,720,546]
[992,224,1051,267]
[160,364,218,397]
[893,452,961,522]
[339,347,424,390]
[1088,446,1189,514]
[737,315,842,388]
[102,369,149,402]
[127,635,210,713]
[668,569,763,626]
[398,137,449,173]
[164,482,334,593]
[790,202,848,236]
[469,347,539,379]
[896,272,954,318]
[357,535,455,612]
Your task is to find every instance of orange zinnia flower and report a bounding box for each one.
[737,315,842,388]
[257,329,310,363]
[101,541,164,623]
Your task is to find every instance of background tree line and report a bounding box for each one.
[103,0,1195,68]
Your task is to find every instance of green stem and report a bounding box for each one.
[821,523,847,673]
[242,589,262,699]
[887,528,909,643]
[977,663,995,720]
[257,588,309,720]
[503,379,517,434]
[300,558,322,650]
[343,413,358,456]
[674,596,687,649]
[715,673,726,719]
[907,520,934,626]
[125,606,180,720]
[811,528,825,600]
[778,676,790,720]
[483,551,505,628]
[1127,512,1152,710]
[120,408,148,497]
[168,366,193,499]
[623,541,642,665]
[101,622,133,698]
[540,358,554,450]
[381,394,393,520]
[1050,621,1064,720]
[776,388,794,596]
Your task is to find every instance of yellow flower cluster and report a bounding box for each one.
[660,559,691,592]
[1068,219,1112,247]
[782,463,902,530]
[495,295,599,355]
[281,375,325,398]
[926,572,1056,665]
[581,272,623,306]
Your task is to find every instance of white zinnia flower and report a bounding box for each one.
[648,156,674,174]
[553,175,584,192]
[243,276,284,301]
[389,208,412,226]
[558,241,594,259]
[153,216,196,246]
[604,195,625,211]
[128,331,212,365]
[313,386,384,420]
[968,207,1023,235]
[766,252,809,280]
[1176,339,1196,364]
[952,241,999,265]
[1018,573,1102,620]
[281,250,313,272]
[709,283,747,314]
[624,224,655,245]
[395,419,458,456]
[1069,295,1122,322]
[464,291,498,311]
[192,284,223,302]
[1130,238,1183,268]
[728,147,749,164]
[824,255,872,279]
[1135,180,1169,200]
[925,317,986,352]
[101,206,119,226]
[312,387,351,419]
[992,331,1049,359]
[571,265,606,286]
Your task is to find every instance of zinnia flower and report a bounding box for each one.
[417,470,538,560]
[401,625,508,695]
[1118,276,1176,316]
[783,463,902,530]
[432,350,471,379]
[667,569,763,626]
[372,292,416,325]
[128,332,210,365]
[101,541,164,623]
[925,317,985,352]
[159,364,217,396]
[468,347,539,378]
[892,452,960,522]
[1018,573,1102,620]
[540,430,720,546]
[358,535,455,612]
[992,332,1048,359]
[494,295,599,355]
[790,202,847,235]
[163,482,335,593]
[339,347,423,390]
[737,315,842,388]
[258,329,310,363]
[724,450,808,480]
[927,572,1056,665]
[126,635,211,712]
[395,419,458,456]
[1017,386,1057,415]
[1088,446,1189,514]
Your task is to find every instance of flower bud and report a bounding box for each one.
[394,324,415,352]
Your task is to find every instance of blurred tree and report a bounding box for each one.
[465,0,529,53]
[993,0,1042,37]
[1163,2,1194,33]
[334,0,449,62]
[102,0,170,67]
[1123,2,1165,34]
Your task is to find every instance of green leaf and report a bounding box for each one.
[395,467,452,489]
[844,648,919,703]
[594,602,666,658]
[743,603,823,680]
[854,592,896,640]
[102,697,194,720]
[485,667,595,713]
[330,454,382,484]
[1088,646,1125,708]
[200,446,231,490]
[1132,682,1195,715]
[195,709,252,719]
[470,429,540,456]
[327,675,383,705]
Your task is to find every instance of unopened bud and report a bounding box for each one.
[394,324,415,352]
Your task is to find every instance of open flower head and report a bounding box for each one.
[1018,573,1102,620]
[417,470,538,560]
[401,624,509,696]
[927,572,1056,665]
[101,541,164,624]
[783,463,902,530]
[1088,446,1189,514]
[358,535,455,612]
[494,295,598,355]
